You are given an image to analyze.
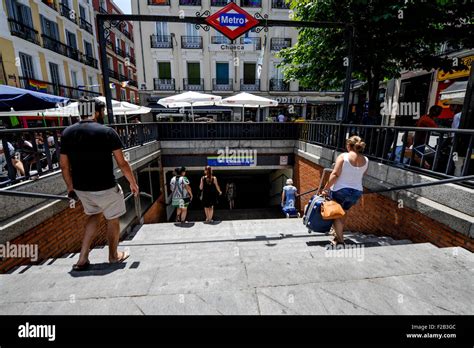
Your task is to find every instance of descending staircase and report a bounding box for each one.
[1,219,473,315]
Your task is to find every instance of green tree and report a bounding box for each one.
[279,0,473,122]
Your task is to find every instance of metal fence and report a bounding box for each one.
[298,122,474,179]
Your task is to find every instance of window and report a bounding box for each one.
[118,63,123,75]
[19,53,35,79]
[49,62,61,85]
[121,89,126,101]
[79,5,87,21]
[41,16,60,40]
[88,76,93,89]
[84,41,93,57]
[66,30,77,49]
[216,62,229,83]
[130,91,135,103]
[156,21,169,38]
[116,37,121,49]
[243,63,256,84]
[71,71,78,87]
[8,1,34,27]
[187,62,200,81]
[185,23,199,37]
[273,63,284,80]
[158,62,171,79]
[107,57,113,70]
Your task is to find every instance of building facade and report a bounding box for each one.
[0,0,101,100]
[93,0,138,104]
[132,0,343,121]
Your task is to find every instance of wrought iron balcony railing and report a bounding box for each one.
[211,36,231,44]
[115,46,126,57]
[240,36,261,50]
[211,0,231,5]
[8,18,40,45]
[60,2,77,24]
[179,0,201,5]
[271,0,290,9]
[241,0,261,7]
[108,69,120,80]
[271,38,292,51]
[213,78,233,91]
[150,34,173,48]
[79,18,93,34]
[147,0,170,5]
[183,78,204,91]
[18,76,100,100]
[181,36,203,49]
[154,78,176,91]
[269,79,289,91]
[240,79,260,91]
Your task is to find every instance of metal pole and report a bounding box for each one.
[97,15,114,125]
[342,25,355,123]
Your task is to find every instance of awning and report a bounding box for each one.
[0,85,69,112]
[150,105,233,113]
[440,81,467,105]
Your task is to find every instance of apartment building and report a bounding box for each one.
[132,0,343,121]
[0,0,101,100]
[93,0,138,104]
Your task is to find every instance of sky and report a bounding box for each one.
[112,0,132,14]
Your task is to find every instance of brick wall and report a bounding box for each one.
[294,155,473,252]
[0,202,109,274]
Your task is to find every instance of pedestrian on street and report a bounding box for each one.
[225,181,236,210]
[60,97,139,271]
[321,136,368,246]
[170,166,193,224]
[199,166,222,223]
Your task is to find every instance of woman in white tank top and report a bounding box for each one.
[322,136,369,246]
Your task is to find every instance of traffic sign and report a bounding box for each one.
[205,2,260,41]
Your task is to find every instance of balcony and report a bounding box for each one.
[79,18,93,35]
[150,34,173,48]
[147,0,170,5]
[82,55,98,69]
[240,79,260,91]
[181,36,203,49]
[42,0,58,11]
[115,46,126,58]
[271,38,292,51]
[213,78,233,91]
[8,18,40,46]
[126,53,136,65]
[128,79,138,88]
[122,29,133,41]
[60,3,77,24]
[241,0,261,7]
[106,39,114,50]
[108,69,119,80]
[211,0,231,5]
[271,0,290,9]
[299,85,317,92]
[270,79,289,91]
[154,78,175,91]
[18,76,100,100]
[179,0,201,5]
[184,78,204,91]
[119,73,128,81]
[211,36,231,44]
[240,37,261,50]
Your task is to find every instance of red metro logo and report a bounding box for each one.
[205,2,260,41]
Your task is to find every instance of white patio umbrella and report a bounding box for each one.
[157,91,222,122]
[218,92,278,122]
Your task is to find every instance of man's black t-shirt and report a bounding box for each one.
[60,121,123,191]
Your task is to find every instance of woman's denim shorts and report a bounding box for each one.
[330,188,363,211]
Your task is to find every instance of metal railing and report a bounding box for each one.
[211,0,231,6]
[211,36,231,44]
[79,18,93,34]
[297,122,474,179]
[60,2,77,24]
[181,36,203,49]
[8,18,40,45]
[18,77,100,100]
[150,34,173,48]
[213,78,233,91]
[42,34,97,68]
[270,79,289,91]
[115,46,126,57]
[154,78,175,91]
[272,0,290,9]
[241,0,261,7]
[271,38,292,51]
[240,79,261,91]
[183,78,204,91]
[240,36,261,50]
[0,124,158,187]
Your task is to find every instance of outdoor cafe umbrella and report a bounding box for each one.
[0,85,69,112]
[157,91,222,122]
[218,92,278,122]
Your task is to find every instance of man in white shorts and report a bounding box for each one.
[60,97,139,271]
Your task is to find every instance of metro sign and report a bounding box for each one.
[205,2,260,41]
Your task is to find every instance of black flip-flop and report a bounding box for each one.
[72,261,90,272]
